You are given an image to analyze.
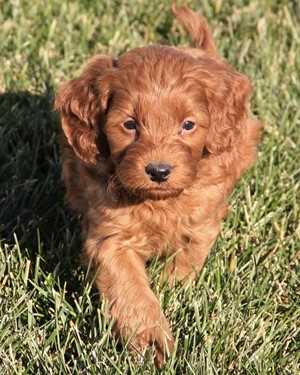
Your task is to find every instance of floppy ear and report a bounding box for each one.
[55,55,115,164]
[203,61,252,154]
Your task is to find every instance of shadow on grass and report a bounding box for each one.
[0,90,85,292]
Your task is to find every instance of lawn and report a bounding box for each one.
[0,0,299,373]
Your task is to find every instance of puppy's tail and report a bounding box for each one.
[172,4,217,55]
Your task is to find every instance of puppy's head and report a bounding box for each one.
[56,45,251,200]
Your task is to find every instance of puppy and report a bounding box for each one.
[55,4,261,366]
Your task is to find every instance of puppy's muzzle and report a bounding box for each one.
[145,163,172,183]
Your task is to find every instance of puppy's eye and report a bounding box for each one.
[182,120,196,133]
[123,120,137,131]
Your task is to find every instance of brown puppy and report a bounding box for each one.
[55,4,261,366]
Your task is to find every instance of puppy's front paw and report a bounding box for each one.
[131,315,174,367]
[112,300,174,367]
[160,262,196,287]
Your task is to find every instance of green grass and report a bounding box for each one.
[0,0,299,373]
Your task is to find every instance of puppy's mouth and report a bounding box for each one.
[130,186,183,200]
[115,162,189,200]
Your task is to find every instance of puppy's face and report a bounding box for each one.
[56,46,251,200]
[107,96,208,199]
[105,51,209,199]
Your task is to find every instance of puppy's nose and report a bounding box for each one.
[145,163,171,183]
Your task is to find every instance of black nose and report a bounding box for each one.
[145,163,172,182]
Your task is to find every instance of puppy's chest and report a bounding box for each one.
[130,200,201,254]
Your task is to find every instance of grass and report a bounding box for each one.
[0,0,299,373]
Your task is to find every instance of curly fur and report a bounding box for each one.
[55,4,262,366]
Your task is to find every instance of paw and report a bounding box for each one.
[160,262,196,287]
[112,301,174,367]
[130,314,174,367]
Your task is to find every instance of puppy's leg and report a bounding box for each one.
[85,236,174,366]
[163,220,221,285]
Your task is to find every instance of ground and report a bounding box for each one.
[0,0,299,373]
